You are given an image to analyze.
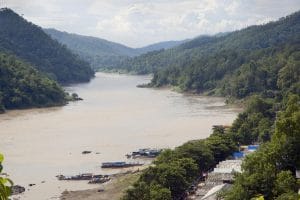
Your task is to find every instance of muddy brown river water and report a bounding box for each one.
[0,73,240,199]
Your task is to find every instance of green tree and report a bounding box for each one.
[176,140,214,171]
[149,184,172,200]
[0,53,68,111]
[0,154,12,200]
[229,96,275,144]
[123,181,150,200]
[0,9,94,84]
[205,133,238,163]
[273,171,298,196]
[224,94,300,200]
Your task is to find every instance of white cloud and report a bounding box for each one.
[225,1,240,15]
[4,0,300,47]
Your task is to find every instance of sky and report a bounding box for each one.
[3,0,300,47]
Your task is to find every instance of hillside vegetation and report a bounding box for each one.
[122,10,300,200]
[123,94,300,200]
[0,8,94,83]
[0,53,67,112]
[223,94,300,200]
[117,11,300,100]
[45,28,186,70]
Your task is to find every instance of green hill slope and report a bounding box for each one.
[0,8,94,83]
[118,11,300,99]
[0,53,67,112]
[44,28,135,70]
[44,28,186,70]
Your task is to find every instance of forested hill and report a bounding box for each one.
[44,28,186,70]
[118,11,300,99]
[44,28,136,70]
[121,11,300,199]
[0,53,67,112]
[135,40,189,55]
[0,8,94,83]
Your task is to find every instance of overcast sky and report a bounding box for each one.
[4,0,300,47]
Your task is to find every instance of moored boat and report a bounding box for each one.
[101,162,143,168]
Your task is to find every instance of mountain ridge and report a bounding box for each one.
[0,8,94,83]
[44,28,187,70]
[114,10,300,99]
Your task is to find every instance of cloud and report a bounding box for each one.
[5,0,300,47]
[225,1,240,15]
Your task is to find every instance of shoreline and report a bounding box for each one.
[0,72,239,199]
[0,72,244,116]
[60,170,142,200]
[59,73,243,199]
[147,84,245,111]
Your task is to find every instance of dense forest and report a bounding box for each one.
[45,28,186,70]
[0,8,91,112]
[0,53,67,112]
[223,94,300,200]
[0,8,94,83]
[123,94,300,200]
[116,11,300,100]
[0,6,299,200]
[122,10,300,200]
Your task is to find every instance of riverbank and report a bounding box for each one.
[97,68,140,75]
[60,171,141,200]
[0,73,239,199]
[137,81,246,110]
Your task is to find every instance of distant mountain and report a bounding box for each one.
[44,28,186,70]
[116,11,300,99]
[136,40,189,55]
[44,28,136,69]
[0,8,94,83]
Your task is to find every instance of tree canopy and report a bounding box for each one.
[0,53,67,111]
[0,8,94,83]
[44,28,186,70]
[123,132,238,200]
[223,94,300,200]
[0,154,12,200]
[113,11,300,100]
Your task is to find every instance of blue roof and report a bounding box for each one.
[248,145,259,151]
[233,152,244,158]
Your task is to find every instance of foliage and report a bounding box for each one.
[0,52,67,110]
[121,10,300,200]
[223,94,300,200]
[0,154,12,200]
[229,96,275,144]
[114,11,300,100]
[205,133,238,163]
[123,133,237,200]
[44,28,185,70]
[149,184,172,200]
[0,9,94,83]
[123,92,300,200]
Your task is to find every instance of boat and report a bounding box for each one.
[101,162,143,168]
[88,175,110,184]
[128,148,163,158]
[82,151,92,154]
[57,173,94,181]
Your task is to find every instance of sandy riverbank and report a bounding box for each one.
[60,170,142,200]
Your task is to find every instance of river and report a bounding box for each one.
[0,73,240,199]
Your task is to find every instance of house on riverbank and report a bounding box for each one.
[191,159,242,199]
[189,145,259,200]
